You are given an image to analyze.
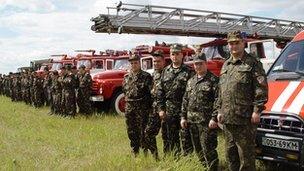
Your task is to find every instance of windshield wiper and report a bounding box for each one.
[295,70,304,76]
[272,68,292,73]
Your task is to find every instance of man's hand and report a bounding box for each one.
[217,114,223,124]
[180,118,187,129]
[159,110,166,120]
[209,119,218,129]
[251,112,260,124]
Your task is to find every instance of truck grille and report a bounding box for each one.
[91,80,99,94]
[259,114,304,133]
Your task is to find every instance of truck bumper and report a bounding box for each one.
[256,128,304,167]
[90,95,104,102]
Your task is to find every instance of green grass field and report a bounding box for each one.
[0,95,270,170]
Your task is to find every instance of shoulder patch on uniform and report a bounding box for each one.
[257,76,267,86]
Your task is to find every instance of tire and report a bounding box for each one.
[111,90,125,116]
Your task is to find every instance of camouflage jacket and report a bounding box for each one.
[77,73,92,90]
[151,70,162,100]
[51,77,62,94]
[122,70,153,102]
[216,52,268,125]
[156,64,193,115]
[28,75,34,89]
[151,70,163,112]
[20,77,25,91]
[43,74,52,89]
[62,73,77,92]
[181,71,219,123]
[0,77,3,89]
[13,77,21,90]
[23,76,30,89]
[33,76,43,90]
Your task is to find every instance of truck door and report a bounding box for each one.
[247,39,280,72]
[105,59,114,70]
[93,59,104,70]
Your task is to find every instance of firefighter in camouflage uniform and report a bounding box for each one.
[123,54,153,156]
[181,53,219,171]
[77,65,93,115]
[156,44,193,156]
[216,30,268,171]
[51,70,62,115]
[61,65,77,117]
[144,50,165,159]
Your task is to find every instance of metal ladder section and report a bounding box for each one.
[91,2,304,42]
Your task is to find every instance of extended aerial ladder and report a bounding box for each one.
[91,1,304,44]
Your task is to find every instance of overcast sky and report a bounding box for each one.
[0,0,303,74]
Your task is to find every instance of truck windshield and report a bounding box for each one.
[51,62,63,71]
[203,45,229,59]
[114,59,129,70]
[269,40,304,76]
[77,59,92,69]
[39,65,47,71]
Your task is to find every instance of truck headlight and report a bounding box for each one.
[286,153,298,160]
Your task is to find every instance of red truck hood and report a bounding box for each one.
[265,81,304,118]
[92,69,127,80]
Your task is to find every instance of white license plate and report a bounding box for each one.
[262,137,299,151]
[90,96,104,101]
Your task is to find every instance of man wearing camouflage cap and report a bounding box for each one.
[51,70,62,115]
[76,65,93,115]
[123,54,153,156]
[61,65,77,117]
[156,44,193,156]
[32,71,44,107]
[181,53,219,170]
[144,50,165,159]
[216,30,268,171]
[43,66,52,108]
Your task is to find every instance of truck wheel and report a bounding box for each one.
[111,91,125,116]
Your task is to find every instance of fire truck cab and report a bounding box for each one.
[75,49,129,77]
[256,31,304,167]
[50,55,77,73]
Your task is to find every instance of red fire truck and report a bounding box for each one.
[256,30,304,168]
[90,44,195,115]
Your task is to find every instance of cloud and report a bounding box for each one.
[0,0,303,74]
[0,0,56,13]
[276,1,304,21]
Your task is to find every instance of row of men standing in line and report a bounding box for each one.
[0,64,93,117]
[123,30,268,171]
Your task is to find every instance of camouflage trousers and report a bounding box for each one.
[62,90,76,116]
[44,88,51,106]
[33,89,44,107]
[52,93,62,114]
[188,122,218,171]
[224,122,257,171]
[30,88,34,105]
[181,127,194,156]
[77,89,92,115]
[125,101,149,154]
[23,89,31,105]
[11,89,16,101]
[161,114,193,156]
[144,109,161,158]
[161,115,181,156]
[16,89,22,101]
